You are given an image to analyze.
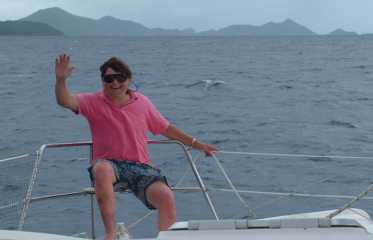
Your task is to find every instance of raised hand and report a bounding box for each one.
[55,54,74,81]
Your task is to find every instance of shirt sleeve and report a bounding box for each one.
[76,93,96,118]
[144,96,170,135]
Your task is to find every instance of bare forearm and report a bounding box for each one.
[163,125,213,152]
[55,79,78,111]
[164,125,196,147]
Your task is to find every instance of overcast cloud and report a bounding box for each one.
[0,0,372,34]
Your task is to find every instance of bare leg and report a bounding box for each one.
[93,161,117,240]
[146,181,176,231]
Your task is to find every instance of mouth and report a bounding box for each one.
[110,85,123,90]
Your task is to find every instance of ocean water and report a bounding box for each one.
[0,35,373,238]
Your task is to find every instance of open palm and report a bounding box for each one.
[55,54,74,81]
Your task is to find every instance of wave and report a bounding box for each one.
[2,184,20,192]
[279,85,293,90]
[328,120,357,129]
[306,157,333,163]
[355,97,373,102]
[185,79,226,90]
[351,65,367,69]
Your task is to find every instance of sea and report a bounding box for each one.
[0,35,373,238]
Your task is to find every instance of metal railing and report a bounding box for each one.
[18,140,219,239]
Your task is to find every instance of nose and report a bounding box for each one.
[111,79,122,84]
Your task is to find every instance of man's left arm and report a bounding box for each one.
[162,124,218,156]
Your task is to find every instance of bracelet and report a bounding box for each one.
[187,138,197,151]
[191,138,197,148]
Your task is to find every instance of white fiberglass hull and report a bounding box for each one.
[2,208,373,240]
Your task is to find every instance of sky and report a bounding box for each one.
[0,0,372,34]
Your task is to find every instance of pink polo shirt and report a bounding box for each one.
[76,91,170,164]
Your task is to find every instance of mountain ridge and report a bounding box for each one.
[19,7,316,36]
[4,7,361,36]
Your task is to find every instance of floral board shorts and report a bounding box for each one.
[88,159,169,210]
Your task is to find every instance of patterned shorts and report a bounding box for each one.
[88,159,169,209]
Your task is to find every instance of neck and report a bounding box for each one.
[105,90,131,106]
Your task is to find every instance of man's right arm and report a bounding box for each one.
[55,79,78,112]
[55,54,79,112]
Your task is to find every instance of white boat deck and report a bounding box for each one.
[158,208,373,240]
[159,228,373,240]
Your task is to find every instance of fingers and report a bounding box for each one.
[55,53,73,71]
[55,53,74,80]
[56,53,70,64]
[61,53,68,63]
[205,150,216,157]
[203,144,219,157]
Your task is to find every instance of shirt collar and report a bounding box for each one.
[100,90,138,108]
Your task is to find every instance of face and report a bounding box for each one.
[102,68,131,97]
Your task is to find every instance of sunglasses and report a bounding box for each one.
[102,73,128,83]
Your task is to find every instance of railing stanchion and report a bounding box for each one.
[149,140,220,220]
[89,144,96,239]
[90,194,96,239]
[183,147,220,220]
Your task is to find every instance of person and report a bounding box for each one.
[54,54,218,240]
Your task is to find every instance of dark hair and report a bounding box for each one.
[100,57,132,79]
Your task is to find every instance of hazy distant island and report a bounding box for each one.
[199,19,315,36]
[329,28,358,36]
[0,7,360,36]
[0,20,62,36]
[20,7,194,36]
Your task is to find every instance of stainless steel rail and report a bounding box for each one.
[18,140,219,238]
[18,141,93,232]
[148,140,219,220]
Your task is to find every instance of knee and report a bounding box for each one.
[158,189,176,213]
[163,190,175,206]
[147,183,176,214]
[93,161,115,183]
